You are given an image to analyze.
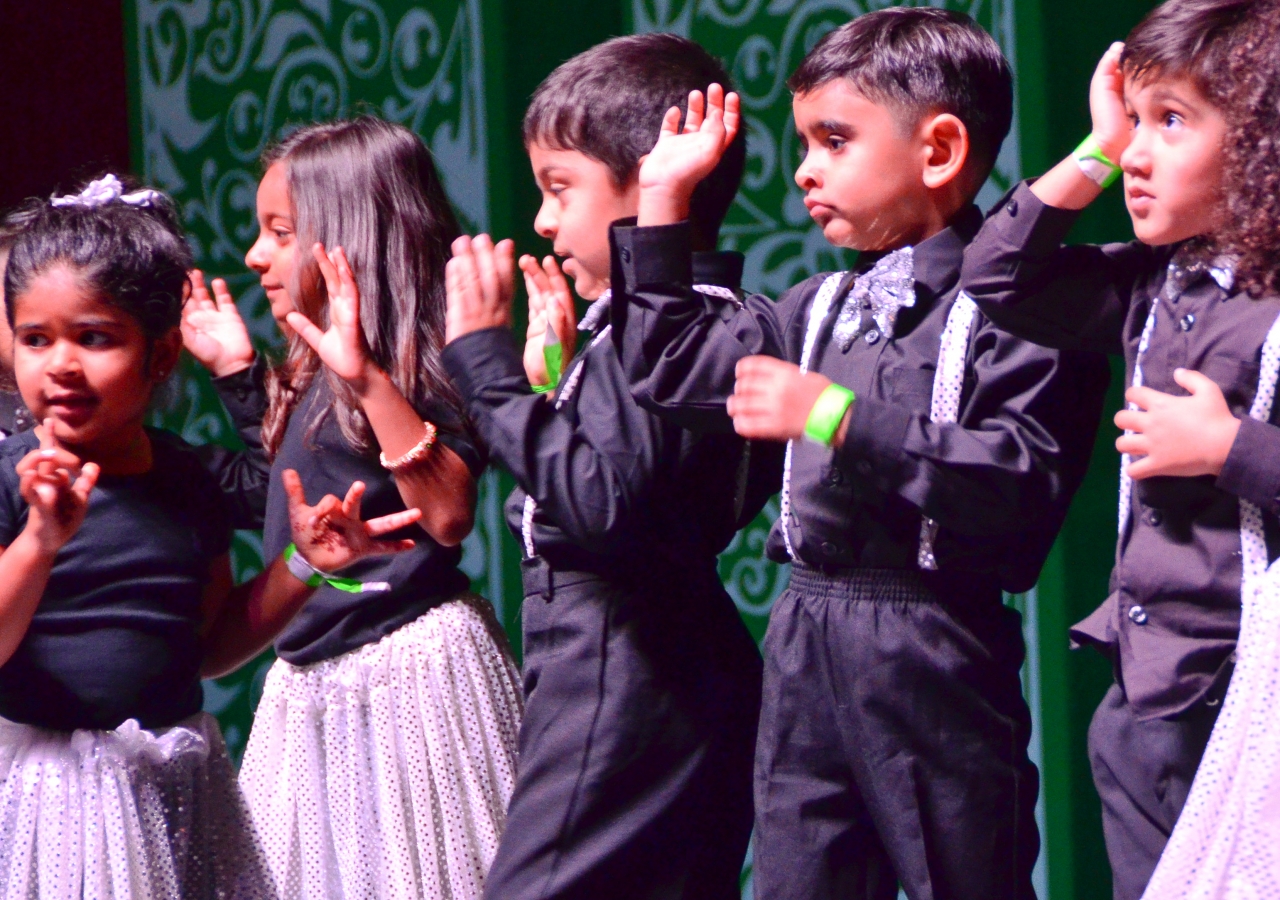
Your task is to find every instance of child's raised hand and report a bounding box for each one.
[728,356,837,442]
[520,254,576,387]
[445,235,516,344]
[638,84,741,227]
[1089,42,1130,164]
[281,468,421,574]
[1115,368,1240,479]
[286,245,373,388]
[183,270,254,378]
[14,420,99,554]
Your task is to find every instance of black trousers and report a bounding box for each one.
[753,567,1040,900]
[482,558,762,900]
[1087,679,1226,900]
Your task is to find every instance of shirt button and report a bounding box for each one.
[864,329,880,344]
[1007,199,1019,217]
[825,469,843,486]
[821,541,838,556]
[1179,313,1196,332]
[1128,604,1149,625]
[619,246,632,264]
[855,459,872,476]
[1144,509,1163,527]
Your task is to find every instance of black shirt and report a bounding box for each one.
[0,429,232,731]
[961,181,1280,718]
[441,250,781,579]
[609,208,1110,594]
[196,355,272,530]
[263,377,483,666]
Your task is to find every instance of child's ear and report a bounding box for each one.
[150,327,184,381]
[920,113,970,191]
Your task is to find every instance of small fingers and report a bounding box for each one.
[211,277,236,310]
[1124,385,1163,411]
[365,507,423,536]
[312,243,340,294]
[341,480,366,520]
[723,91,741,145]
[285,311,327,351]
[1113,408,1145,432]
[280,468,308,512]
[495,239,516,299]
[71,462,100,503]
[1115,433,1150,456]
[684,90,705,133]
[472,234,501,303]
[659,105,683,138]
[367,538,418,556]
[189,270,212,306]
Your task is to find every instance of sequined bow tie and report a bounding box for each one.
[1161,247,1235,301]
[832,246,915,351]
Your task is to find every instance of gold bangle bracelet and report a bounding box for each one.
[379,421,438,472]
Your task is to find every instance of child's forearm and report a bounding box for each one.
[200,556,313,678]
[0,531,57,668]
[351,367,475,547]
[1030,155,1108,211]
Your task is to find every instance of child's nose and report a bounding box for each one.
[245,236,270,273]
[1120,128,1151,175]
[47,340,80,375]
[794,155,819,191]
[533,199,557,240]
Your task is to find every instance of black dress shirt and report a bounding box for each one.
[441,251,781,577]
[961,181,1280,719]
[609,207,1109,594]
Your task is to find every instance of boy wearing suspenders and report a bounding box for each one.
[610,9,1109,900]
[960,1,1280,896]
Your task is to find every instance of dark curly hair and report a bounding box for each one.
[3,178,190,348]
[1219,0,1280,297]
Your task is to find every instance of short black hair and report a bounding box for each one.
[4,178,191,340]
[787,7,1013,181]
[0,207,35,254]
[1121,0,1255,102]
[523,33,746,246]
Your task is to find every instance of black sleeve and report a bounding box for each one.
[609,220,802,433]
[1218,416,1280,517]
[196,355,270,530]
[961,181,1158,354]
[0,436,31,547]
[836,318,1110,536]
[442,327,664,555]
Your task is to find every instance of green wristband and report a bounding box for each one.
[542,323,566,390]
[1072,134,1122,189]
[531,382,555,394]
[284,543,390,594]
[804,383,856,447]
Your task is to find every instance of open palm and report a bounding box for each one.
[638,84,741,200]
[286,244,371,385]
[183,270,254,377]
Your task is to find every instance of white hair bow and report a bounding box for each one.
[51,174,162,209]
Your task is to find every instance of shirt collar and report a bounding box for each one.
[851,204,982,309]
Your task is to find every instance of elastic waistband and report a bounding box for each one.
[787,565,1000,605]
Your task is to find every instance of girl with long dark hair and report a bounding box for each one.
[183,117,522,900]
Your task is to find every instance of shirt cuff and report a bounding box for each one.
[985,180,1083,263]
[441,327,526,402]
[835,395,911,492]
[611,220,694,293]
[210,354,267,423]
[1217,416,1280,513]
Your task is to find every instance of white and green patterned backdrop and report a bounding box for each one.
[126,0,508,755]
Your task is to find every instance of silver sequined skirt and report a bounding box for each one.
[0,711,275,899]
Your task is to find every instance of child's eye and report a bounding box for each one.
[20,334,48,349]
[826,136,846,151]
[1161,111,1184,129]
[79,331,113,348]
[273,229,292,242]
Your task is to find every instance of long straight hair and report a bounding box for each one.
[261,116,464,457]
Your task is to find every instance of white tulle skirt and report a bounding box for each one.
[239,594,523,900]
[0,711,274,900]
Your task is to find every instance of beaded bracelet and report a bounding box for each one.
[379,420,438,472]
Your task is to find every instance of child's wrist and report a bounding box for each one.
[636,187,691,228]
[283,543,390,594]
[804,383,856,447]
[1073,134,1123,188]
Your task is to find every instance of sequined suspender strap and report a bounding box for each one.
[779,272,850,560]
[917,292,980,569]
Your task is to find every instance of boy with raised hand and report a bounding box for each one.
[439,33,778,900]
[609,8,1110,899]
[959,1,1280,895]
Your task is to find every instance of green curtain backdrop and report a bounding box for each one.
[120,2,1154,896]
